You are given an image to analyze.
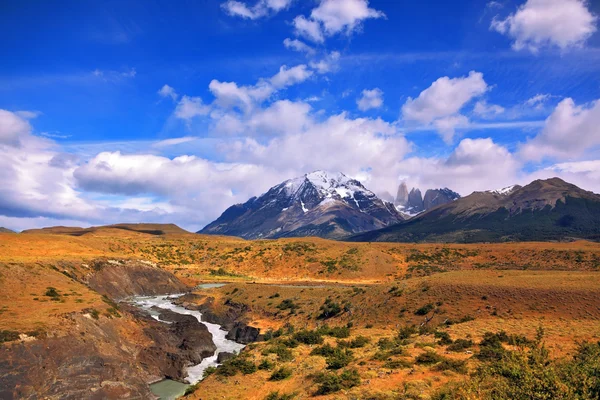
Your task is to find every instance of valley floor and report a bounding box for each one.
[1,230,600,399]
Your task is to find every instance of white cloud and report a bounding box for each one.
[270,64,313,88]
[309,51,341,74]
[153,137,197,148]
[311,0,385,35]
[293,15,325,43]
[357,88,384,111]
[283,38,315,55]
[520,97,600,161]
[397,138,521,195]
[473,100,505,119]
[293,0,385,43]
[525,93,552,109]
[491,0,598,52]
[0,109,32,147]
[222,0,293,19]
[158,84,178,101]
[174,96,211,120]
[402,71,488,142]
[433,115,470,144]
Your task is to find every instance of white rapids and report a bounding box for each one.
[130,293,245,384]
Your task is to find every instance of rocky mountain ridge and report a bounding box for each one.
[351,177,600,243]
[200,171,405,239]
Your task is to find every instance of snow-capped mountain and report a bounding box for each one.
[199,171,405,239]
[488,185,522,196]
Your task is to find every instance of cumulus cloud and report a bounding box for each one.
[402,71,488,142]
[293,0,385,43]
[283,38,315,55]
[357,88,384,111]
[158,84,178,101]
[520,97,600,161]
[270,64,313,88]
[491,0,598,52]
[309,51,341,74]
[222,0,292,20]
[293,15,325,43]
[473,100,505,119]
[397,138,521,195]
[174,96,211,120]
[0,109,32,147]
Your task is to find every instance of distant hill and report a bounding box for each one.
[22,223,190,236]
[200,171,404,239]
[0,227,15,233]
[350,178,600,243]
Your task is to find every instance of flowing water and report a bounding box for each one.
[130,289,244,399]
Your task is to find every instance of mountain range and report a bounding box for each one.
[199,171,405,239]
[351,177,600,243]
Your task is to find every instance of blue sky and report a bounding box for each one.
[1,0,599,231]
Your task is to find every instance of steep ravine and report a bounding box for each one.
[0,260,254,400]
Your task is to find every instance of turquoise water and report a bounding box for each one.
[149,379,189,400]
[195,283,227,289]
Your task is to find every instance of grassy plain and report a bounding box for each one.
[1,228,599,398]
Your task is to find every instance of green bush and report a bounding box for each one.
[318,325,350,338]
[447,338,473,352]
[384,359,413,369]
[415,351,444,365]
[338,335,370,348]
[262,344,293,362]
[325,349,354,370]
[269,367,292,381]
[432,340,600,399]
[264,391,297,400]
[258,359,275,370]
[317,298,342,319]
[216,356,257,376]
[293,329,323,345]
[414,303,435,316]
[314,368,361,395]
[432,358,467,374]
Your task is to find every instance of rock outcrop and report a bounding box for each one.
[84,259,188,300]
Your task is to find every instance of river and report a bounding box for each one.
[129,284,245,400]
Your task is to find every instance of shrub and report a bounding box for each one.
[433,358,467,374]
[314,368,361,395]
[269,367,292,381]
[217,356,257,376]
[384,359,413,369]
[258,359,275,370]
[397,325,417,340]
[435,331,453,345]
[318,325,350,338]
[415,351,444,365]
[318,298,342,319]
[338,335,370,348]
[414,303,435,316]
[311,344,337,357]
[203,366,217,378]
[262,344,293,362]
[276,299,300,313]
[264,391,297,400]
[447,339,473,352]
[45,287,61,300]
[326,349,354,370]
[293,329,323,345]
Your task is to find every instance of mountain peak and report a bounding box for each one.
[200,171,404,239]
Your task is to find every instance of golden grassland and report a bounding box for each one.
[1,230,600,398]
